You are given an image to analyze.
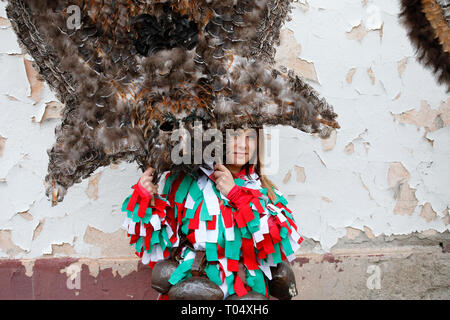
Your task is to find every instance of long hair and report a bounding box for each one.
[225,125,278,202]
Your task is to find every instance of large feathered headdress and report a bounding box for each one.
[399,0,450,92]
[6,0,340,205]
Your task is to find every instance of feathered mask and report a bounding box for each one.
[399,0,450,92]
[6,0,340,205]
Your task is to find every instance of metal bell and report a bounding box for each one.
[151,259,179,294]
[268,261,298,300]
[168,276,224,300]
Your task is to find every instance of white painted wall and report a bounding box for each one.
[0,0,448,258]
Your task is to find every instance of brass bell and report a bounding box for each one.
[151,260,179,294]
[168,276,224,300]
[268,261,298,300]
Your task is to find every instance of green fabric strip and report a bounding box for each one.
[181,220,189,235]
[142,208,152,224]
[188,180,203,201]
[240,226,251,239]
[161,228,170,247]
[135,237,143,253]
[217,216,225,248]
[200,197,212,221]
[280,226,289,239]
[272,243,282,265]
[281,236,293,256]
[121,196,131,214]
[206,242,218,262]
[247,209,261,234]
[246,268,267,296]
[175,175,193,204]
[163,173,175,195]
[205,264,222,286]
[272,189,288,206]
[225,225,241,260]
[132,204,142,223]
[225,273,235,296]
[150,230,160,245]
[168,257,194,285]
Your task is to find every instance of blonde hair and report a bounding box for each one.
[256,126,278,202]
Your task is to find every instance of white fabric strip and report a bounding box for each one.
[150,213,161,231]
[194,220,207,246]
[258,259,273,280]
[122,217,131,230]
[184,250,196,261]
[277,212,287,223]
[253,229,264,243]
[225,227,235,241]
[149,245,164,262]
[127,221,136,234]
[219,214,235,241]
[197,174,208,191]
[139,222,146,236]
[204,179,221,216]
[260,215,269,234]
[185,192,194,209]
[287,253,296,262]
[142,251,151,265]
[219,257,232,277]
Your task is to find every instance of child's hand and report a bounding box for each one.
[213,163,236,196]
[139,167,158,196]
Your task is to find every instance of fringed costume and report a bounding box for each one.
[122,163,303,299]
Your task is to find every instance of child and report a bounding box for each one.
[121,126,303,299]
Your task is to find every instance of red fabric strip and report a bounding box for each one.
[188,200,202,230]
[250,198,265,214]
[262,234,275,255]
[130,234,139,245]
[207,215,217,230]
[241,205,255,223]
[126,186,139,212]
[234,210,246,229]
[242,238,259,270]
[217,244,225,259]
[257,247,267,260]
[285,215,298,232]
[268,216,282,243]
[234,273,248,297]
[186,232,196,244]
[244,187,262,198]
[280,248,287,261]
[221,204,233,228]
[276,202,292,213]
[226,184,240,199]
[137,196,149,218]
[163,248,170,259]
[227,259,239,272]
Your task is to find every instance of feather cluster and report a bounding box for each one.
[6,0,340,204]
[399,0,450,92]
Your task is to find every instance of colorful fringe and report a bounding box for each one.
[121,166,304,298]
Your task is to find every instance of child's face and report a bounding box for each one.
[225,128,258,165]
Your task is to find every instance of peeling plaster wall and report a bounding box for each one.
[0,0,449,266]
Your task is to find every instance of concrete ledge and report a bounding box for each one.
[1,245,448,299]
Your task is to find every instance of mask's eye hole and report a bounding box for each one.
[160,121,175,132]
